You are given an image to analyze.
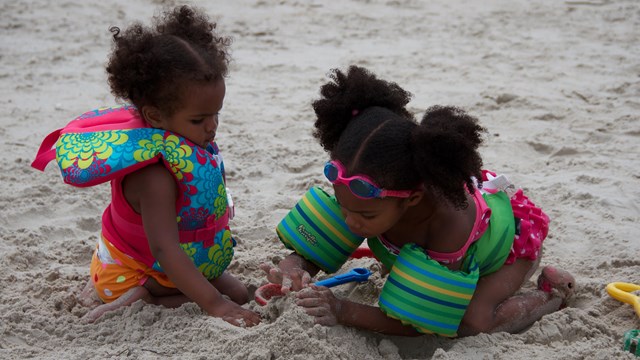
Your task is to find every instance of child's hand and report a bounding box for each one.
[207,297,261,327]
[260,262,312,294]
[295,285,340,326]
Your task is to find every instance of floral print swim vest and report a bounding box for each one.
[32,105,234,279]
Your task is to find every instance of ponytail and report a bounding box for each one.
[312,66,413,153]
[411,106,485,209]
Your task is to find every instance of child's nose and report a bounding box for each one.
[205,116,218,132]
[344,213,361,232]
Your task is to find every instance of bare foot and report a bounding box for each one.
[82,286,149,323]
[78,279,101,307]
[537,266,575,305]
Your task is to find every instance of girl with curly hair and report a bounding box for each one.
[32,5,260,327]
[264,66,573,336]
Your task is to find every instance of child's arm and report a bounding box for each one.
[296,285,421,336]
[129,164,260,326]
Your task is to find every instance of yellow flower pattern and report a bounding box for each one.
[198,231,234,279]
[213,184,227,219]
[180,242,198,258]
[58,131,128,170]
[133,134,194,180]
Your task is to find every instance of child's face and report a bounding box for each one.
[333,184,409,239]
[157,79,226,148]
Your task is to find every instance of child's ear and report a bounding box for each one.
[141,106,165,129]
[406,190,424,207]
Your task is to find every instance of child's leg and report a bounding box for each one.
[140,276,190,307]
[135,272,249,308]
[83,286,150,323]
[83,278,194,322]
[85,238,189,320]
[459,259,574,336]
[141,272,249,306]
[209,272,249,305]
[82,275,250,323]
[86,238,249,319]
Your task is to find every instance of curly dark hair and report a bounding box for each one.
[106,5,231,116]
[312,66,414,153]
[312,66,486,209]
[412,106,485,208]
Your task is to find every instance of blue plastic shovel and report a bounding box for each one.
[313,267,372,287]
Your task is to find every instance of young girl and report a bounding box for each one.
[32,6,260,327]
[264,66,574,336]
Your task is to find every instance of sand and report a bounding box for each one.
[1,0,639,358]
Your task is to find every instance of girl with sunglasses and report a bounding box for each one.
[263,65,574,336]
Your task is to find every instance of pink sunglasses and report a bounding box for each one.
[324,160,413,199]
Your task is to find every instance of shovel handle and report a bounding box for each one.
[606,282,640,318]
[314,267,371,287]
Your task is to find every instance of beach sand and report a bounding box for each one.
[1,0,639,358]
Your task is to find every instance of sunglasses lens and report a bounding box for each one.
[350,179,377,199]
[324,163,339,182]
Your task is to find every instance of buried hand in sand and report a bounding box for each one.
[268,66,574,337]
[32,6,259,327]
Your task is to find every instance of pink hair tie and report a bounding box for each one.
[351,109,359,117]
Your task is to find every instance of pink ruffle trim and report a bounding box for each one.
[504,188,549,265]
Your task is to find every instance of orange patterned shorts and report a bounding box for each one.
[90,235,175,303]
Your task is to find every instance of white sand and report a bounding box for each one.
[1,0,639,358]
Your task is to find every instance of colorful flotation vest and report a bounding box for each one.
[32,105,234,279]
